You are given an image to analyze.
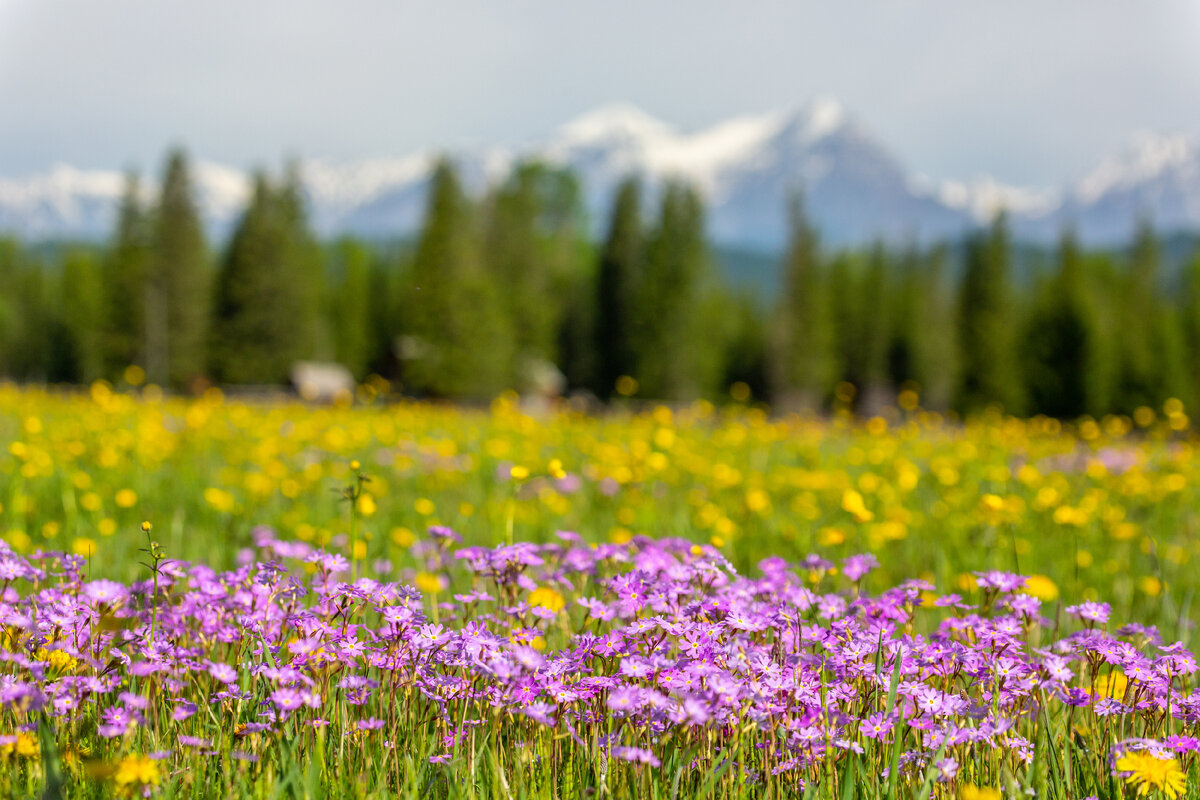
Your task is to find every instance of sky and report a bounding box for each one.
[1,0,1199,187]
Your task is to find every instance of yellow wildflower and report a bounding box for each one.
[113,754,161,790]
[1116,752,1186,799]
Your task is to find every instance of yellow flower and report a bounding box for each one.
[71,537,98,557]
[1023,574,1059,602]
[1090,671,1129,699]
[0,732,38,759]
[1117,752,1187,799]
[355,493,377,517]
[841,490,874,523]
[528,586,566,613]
[113,754,161,789]
[959,785,1001,800]
[414,571,445,594]
[115,489,138,509]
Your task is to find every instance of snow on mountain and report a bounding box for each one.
[1,104,1198,249]
[0,165,124,239]
[1058,131,1200,244]
[939,176,1061,223]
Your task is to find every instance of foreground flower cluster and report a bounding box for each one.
[0,528,1196,798]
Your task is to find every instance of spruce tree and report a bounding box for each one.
[330,238,373,379]
[595,177,644,397]
[402,158,514,398]
[828,252,861,393]
[277,160,327,361]
[634,181,716,400]
[1181,245,1200,409]
[58,250,105,383]
[1113,220,1170,412]
[771,191,837,411]
[149,148,210,389]
[914,245,959,410]
[483,161,585,390]
[211,169,322,384]
[102,172,151,377]
[1019,228,1106,417]
[858,242,892,412]
[955,212,1023,414]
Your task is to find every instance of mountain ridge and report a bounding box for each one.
[2,101,1198,249]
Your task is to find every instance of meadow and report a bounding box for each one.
[1,381,1199,798]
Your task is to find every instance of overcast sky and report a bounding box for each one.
[2,1,1198,186]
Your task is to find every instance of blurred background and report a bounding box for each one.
[1,0,1199,416]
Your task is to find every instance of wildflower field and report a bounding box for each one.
[3,383,1200,798]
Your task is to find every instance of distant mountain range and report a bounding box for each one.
[1,98,1198,250]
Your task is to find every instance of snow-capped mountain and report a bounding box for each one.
[1,102,1198,249]
[1054,131,1200,245]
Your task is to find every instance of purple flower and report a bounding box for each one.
[612,746,660,767]
[842,554,879,582]
[1067,601,1111,625]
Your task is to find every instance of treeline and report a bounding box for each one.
[2,146,1200,418]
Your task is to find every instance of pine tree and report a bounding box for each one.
[277,160,327,361]
[887,245,958,410]
[828,253,861,395]
[722,292,769,402]
[402,158,514,398]
[329,238,373,379]
[956,212,1023,414]
[366,252,403,378]
[594,177,644,397]
[1019,228,1106,417]
[57,249,105,383]
[149,148,210,389]
[483,161,586,390]
[858,242,892,412]
[0,239,21,377]
[1181,244,1200,409]
[211,169,323,384]
[916,245,960,411]
[634,181,717,400]
[1113,220,1171,412]
[102,172,151,377]
[771,191,837,411]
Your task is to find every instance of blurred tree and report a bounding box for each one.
[149,148,211,389]
[401,158,514,398]
[4,252,52,380]
[771,191,838,411]
[277,160,328,361]
[722,292,768,403]
[329,237,373,379]
[1111,220,1186,411]
[914,245,960,411]
[102,172,151,377]
[366,250,405,379]
[887,243,959,409]
[956,212,1023,414]
[212,169,323,383]
[857,242,892,412]
[1019,228,1107,417]
[58,249,105,383]
[828,252,861,395]
[634,181,719,399]
[484,161,586,390]
[1181,244,1200,409]
[594,177,645,398]
[0,240,51,380]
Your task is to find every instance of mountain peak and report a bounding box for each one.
[555,104,673,146]
[1076,130,1198,204]
[2,99,1198,248]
